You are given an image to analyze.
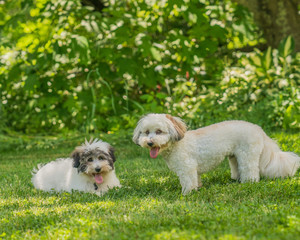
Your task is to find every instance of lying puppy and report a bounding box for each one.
[133,114,300,195]
[32,139,121,196]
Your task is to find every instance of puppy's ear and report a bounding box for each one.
[71,148,82,168]
[132,116,146,145]
[108,146,116,162]
[166,114,187,141]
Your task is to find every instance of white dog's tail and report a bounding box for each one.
[260,134,300,178]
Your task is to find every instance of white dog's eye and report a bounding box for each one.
[156,129,162,134]
[87,158,93,162]
[145,130,150,135]
[98,156,104,160]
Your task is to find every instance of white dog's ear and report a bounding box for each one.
[166,114,187,141]
[132,116,145,145]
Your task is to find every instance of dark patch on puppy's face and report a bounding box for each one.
[79,164,88,173]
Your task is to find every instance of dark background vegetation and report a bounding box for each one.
[0,0,299,136]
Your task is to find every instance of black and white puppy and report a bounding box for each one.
[32,139,121,196]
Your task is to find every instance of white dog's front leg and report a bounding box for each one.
[177,169,198,195]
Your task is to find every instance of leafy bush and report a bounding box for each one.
[216,36,300,130]
[135,36,300,131]
[0,0,298,133]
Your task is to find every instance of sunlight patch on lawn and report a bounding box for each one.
[0,196,58,207]
[81,201,116,210]
[138,198,164,211]
[22,225,96,240]
[3,195,117,218]
[219,234,246,240]
[155,176,170,184]
[275,215,300,234]
[287,215,300,231]
[139,176,170,185]
[13,205,71,217]
[154,229,202,240]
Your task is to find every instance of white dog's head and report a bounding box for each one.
[71,139,116,184]
[132,114,187,158]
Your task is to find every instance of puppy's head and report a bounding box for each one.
[71,139,116,184]
[132,114,187,158]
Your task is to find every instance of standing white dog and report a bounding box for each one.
[133,114,300,195]
[32,139,121,196]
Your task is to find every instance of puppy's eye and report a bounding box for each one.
[145,130,150,135]
[87,158,93,162]
[156,129,162,134]
[98,156,104,160]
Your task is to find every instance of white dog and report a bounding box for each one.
[32,139,121,196]
[133,114,300,195]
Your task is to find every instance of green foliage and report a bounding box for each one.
[134,36,300,130]
[1,0,96,133]
[0,0,298,133]
[0,133,299,239]
[216,36,300,130]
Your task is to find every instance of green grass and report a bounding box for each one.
[0,132,299,240]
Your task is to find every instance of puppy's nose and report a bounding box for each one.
[95,167,101,172]
[147,142,154,147]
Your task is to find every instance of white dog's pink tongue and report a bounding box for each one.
[94,174,103,184]
[150,147,160,158]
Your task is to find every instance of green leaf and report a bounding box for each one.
[279,36,295,58]
[197,39,218,55]
[208,25,227,40]
[249,54,262,67]
[71,35,90,65]
[140,94,154,102]
[150,47,162,62]
[24,74,38,91]
[76,36,89,49]
[117,58,136,75]
[188,12,197,24]
[263,47,272,70]
[156,92,167,99]
[8,64,21,81]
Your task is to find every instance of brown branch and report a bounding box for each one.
[234,44,268,52]
[81,0,106,12]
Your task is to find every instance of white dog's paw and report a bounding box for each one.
[240,175,260,183]
[181,185,198,195]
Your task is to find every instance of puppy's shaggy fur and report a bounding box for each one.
[32,139,121,196]
[133,114,300,195]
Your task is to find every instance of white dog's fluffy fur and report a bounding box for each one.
[133,114,300,195]
[32,139,121,196]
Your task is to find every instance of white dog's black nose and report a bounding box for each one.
[95,167,101,172]
[147,142,154,147]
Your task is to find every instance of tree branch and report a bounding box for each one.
[81,0,106,12]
